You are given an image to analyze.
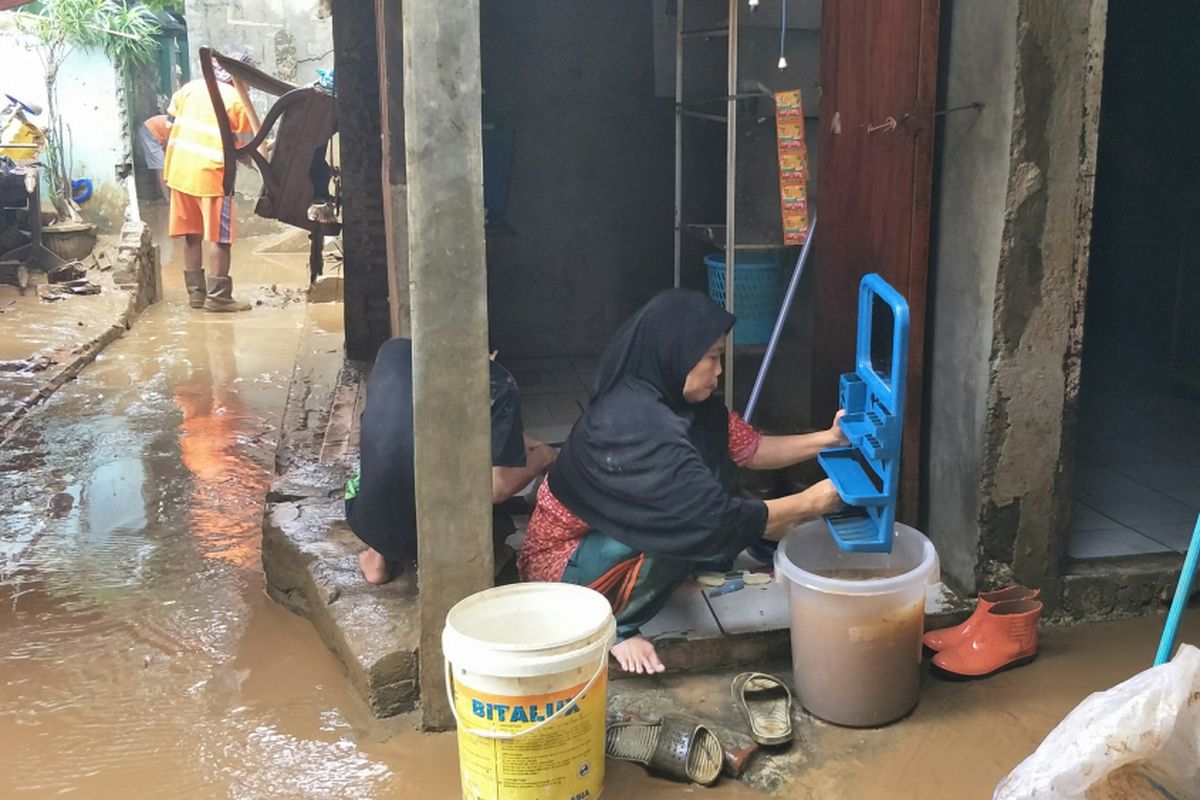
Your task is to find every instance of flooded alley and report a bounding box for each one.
[4,1,1197,797]
[0,237,411,797]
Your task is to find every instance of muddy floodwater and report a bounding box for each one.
[0,236,764,800]
[2,229,1198,800]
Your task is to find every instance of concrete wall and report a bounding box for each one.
[480,0,676,358]
[182,0,332,83]
[181,0,333,228]
[0,24,128,232]
[926,0,1107,598]
[924,2,1018,592]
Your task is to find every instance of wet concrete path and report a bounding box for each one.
[0,237,410,797]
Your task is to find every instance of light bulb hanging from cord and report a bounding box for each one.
[778,0,788,70]
[748,0,759,8]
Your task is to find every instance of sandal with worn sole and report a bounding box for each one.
[732,672,793,746]
[605,713,723,785]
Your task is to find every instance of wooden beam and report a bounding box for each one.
[400,0,493,731]
[376,0,410,338]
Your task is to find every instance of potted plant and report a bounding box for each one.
[17,0,160,237]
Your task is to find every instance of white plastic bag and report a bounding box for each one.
[994,643,1200,800]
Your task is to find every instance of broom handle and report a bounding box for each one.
[743,217,816,424]
[1154,512,1200,665]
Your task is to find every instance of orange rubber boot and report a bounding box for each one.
[931,598,1043,678]
[922,584,1039,652]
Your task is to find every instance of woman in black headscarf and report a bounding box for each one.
[518,290,846,673]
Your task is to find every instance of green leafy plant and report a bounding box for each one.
[18,1,160,220]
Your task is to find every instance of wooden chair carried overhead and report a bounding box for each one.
[199,47,339,282]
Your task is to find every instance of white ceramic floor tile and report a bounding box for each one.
[1083,485,1198,528]
[1134,521,1200,553]
[569,355,602,371]
[509,366,585,395]
[520,395,585,428]
[641,581,723,640]
[1076,436,1176,466]
[1073,464,1147,499]
[1141,432,1200,461]
[1165,487,1200,509]
[524,423,575,447]
[1113,461,1200,491]
[705,580,791,635]
[520,398,555,428]
[505,356,573,372]
[1069,501,1116,532]
[926,581,959,614]
[1067,526,1172,559]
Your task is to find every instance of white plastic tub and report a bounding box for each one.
[775,521,938,727]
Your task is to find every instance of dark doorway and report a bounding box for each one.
[1070,0,1200,560]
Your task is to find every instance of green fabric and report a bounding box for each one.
[561,532,691,642]
[344,470,361,501]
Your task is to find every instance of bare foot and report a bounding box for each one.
[358,548,392,585]
[611,635,666,674]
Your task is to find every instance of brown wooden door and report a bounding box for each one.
[812,0,939,520]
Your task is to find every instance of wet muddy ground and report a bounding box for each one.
[2,226,1198,799]
[0,241,132,425]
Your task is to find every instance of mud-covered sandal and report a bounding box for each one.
[732,672,793,746]
[605,713,723,785]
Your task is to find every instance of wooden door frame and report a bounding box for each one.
[813,0,940,521]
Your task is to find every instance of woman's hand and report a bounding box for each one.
[828,409,850,447]
[763,478,845,536]
[804,478,844,517]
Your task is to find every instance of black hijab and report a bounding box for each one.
[548,289,769,560]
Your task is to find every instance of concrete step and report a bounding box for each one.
[264,488,420,717]
[262,310,419,716]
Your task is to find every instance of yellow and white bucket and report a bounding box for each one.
[444,582,616,800]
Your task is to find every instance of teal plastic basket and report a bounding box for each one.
[704,252,783,346]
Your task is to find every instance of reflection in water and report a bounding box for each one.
[174,317,263,568]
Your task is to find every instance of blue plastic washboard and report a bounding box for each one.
[817,274,910,553]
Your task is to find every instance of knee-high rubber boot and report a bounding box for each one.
[184,269,207,309]
[203,275,251,313]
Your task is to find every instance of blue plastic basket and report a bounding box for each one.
[703,252,783,346]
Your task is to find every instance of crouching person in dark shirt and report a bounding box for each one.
[345,339,556,584]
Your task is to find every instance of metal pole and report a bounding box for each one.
[673,0,684,288]
[723,0,738,403]
[400,0,493,731]
[744,217,817,424]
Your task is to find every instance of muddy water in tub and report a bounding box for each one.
[791,567,926,727]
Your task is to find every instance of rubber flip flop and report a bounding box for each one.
[731,672,793,746]
[605,713,723,785]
